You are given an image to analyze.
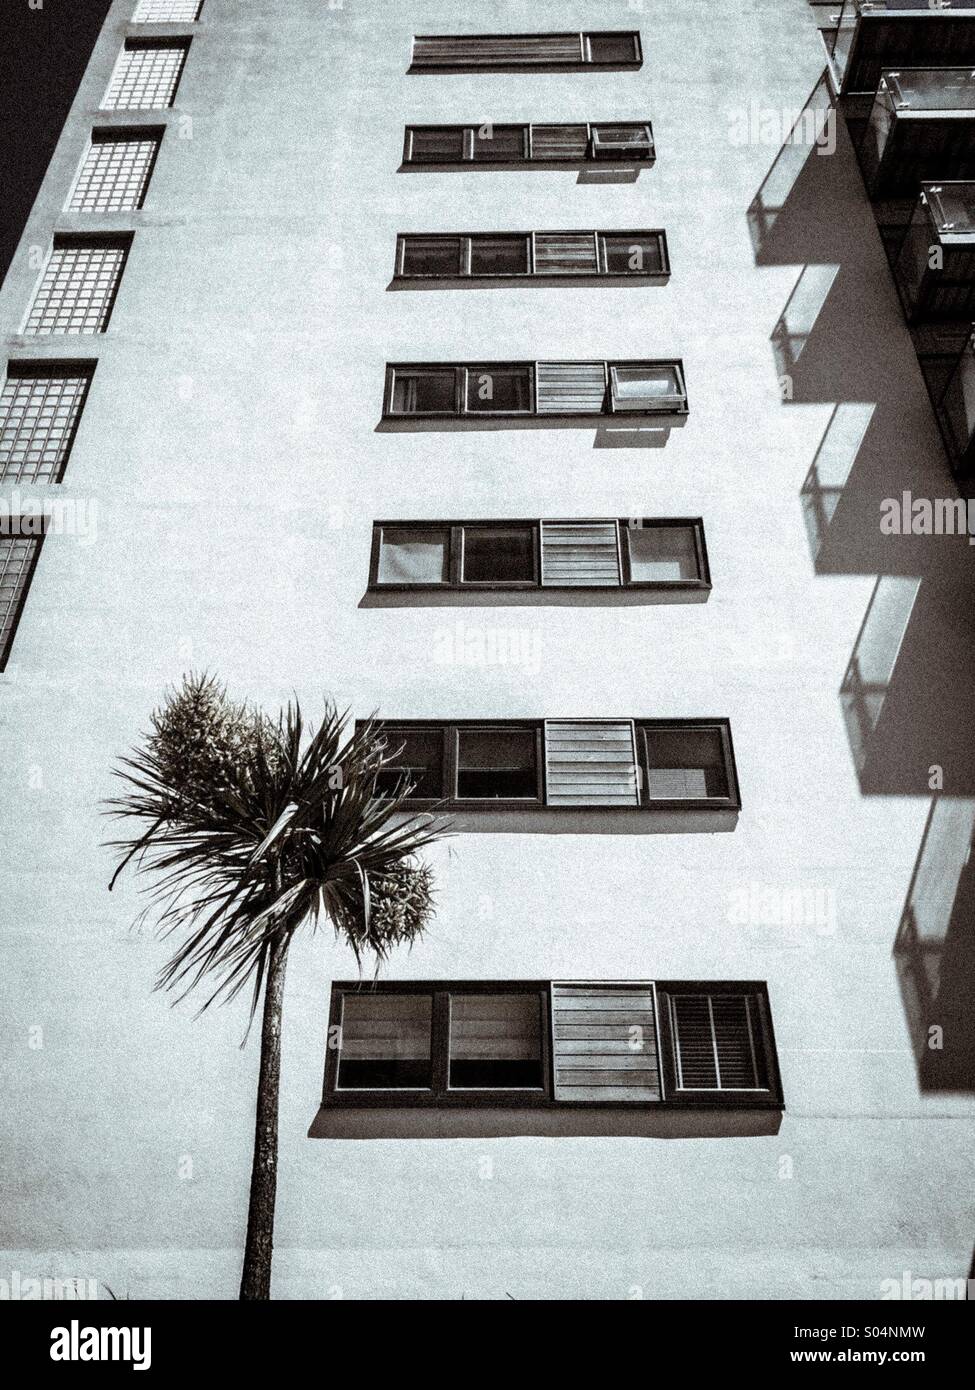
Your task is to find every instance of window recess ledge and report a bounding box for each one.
[360,585,709,609]
[378,805,739,836]
[309,1105,783,1141]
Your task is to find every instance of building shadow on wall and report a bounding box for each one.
[894,796,975,1092]
[749,72,975,796]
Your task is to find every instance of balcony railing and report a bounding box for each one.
[893,182,975,319]
[860,69,975,196]
[828,2,975,101]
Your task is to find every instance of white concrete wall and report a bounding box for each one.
[0,0,972,1299]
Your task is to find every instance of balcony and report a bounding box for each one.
[827,2,975,111]
[934,322,975,473]
[859,68,975,197]
[893,181,975,319]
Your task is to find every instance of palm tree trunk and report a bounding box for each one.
[239,930,289,1300]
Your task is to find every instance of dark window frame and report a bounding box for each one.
[1,359,98,486]
[369,518,709,593]
[402,122,655,168]
[383,362,687,419]
[367,719,544,810]
[656,982,783,1107]
[394,230,670,282]
[325,981,552,1108]
[636,719,741,811]
[619,518,711,590]
[323,979,783,1110]
[409,31,643,72]
[0,520,48,673]
[359,717,740,813]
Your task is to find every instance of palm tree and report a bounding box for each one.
[105,674,445,1300]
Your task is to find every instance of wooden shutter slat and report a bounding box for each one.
[552,983,661,1102]
[533,232,598,273]
[545,720,638,805]
[529,125,591,160]
[413,35,583,66]
[541,518,621,586]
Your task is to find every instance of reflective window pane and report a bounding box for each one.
[626,525,699,582]
[642,728,729,800]
[449,994,543,1089]
[464,368,531,413]
[600,234,663,275]
[375,727,444,799]
[408,127,465,162]
[471,125,525,161]
[456,727,538,799]
[401,237,463,276]
[586,32,637,64]
[390,370,456,414]
[337,994,433,1089]
[377,527,448,584]
[461,526,535,583]
[469,235,529,276]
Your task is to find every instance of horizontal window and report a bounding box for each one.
[369,519,709,591]
[360,718,739,811]
[394,231,669,281]
[403,122,654,166]
[384,362,686,419]
[324,981,782,1109]
[410,32,642,71]
[0,527,46,672]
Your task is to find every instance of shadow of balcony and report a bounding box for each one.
[894,796,975,1092]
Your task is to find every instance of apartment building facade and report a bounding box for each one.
[0,0,972,1299]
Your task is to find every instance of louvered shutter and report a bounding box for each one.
[669,992,765,1091]
[551,983,661,1102]
[544,720,639,805]
[535,361,606,414]
[540,521,621,586]
[533,233,599,274]
[412,35,583,67]
[529,125,591,161]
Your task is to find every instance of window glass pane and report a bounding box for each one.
[456,728,538,799]
[600,234,663,275]
[592,123,650,145]
[461,526,535,583]
[642,728,729,800]
[586,32,637,63]
[102,42,187,111]
[469,235,529,276]
[471,125,525,160]
[401,237,463,276]
[464,368,531,413]
[337,993,433,1089]
[390,370,456,414]
[377,527,448,584]
[626,525,699,582]
[408,127,465,162]
[449,994,543,1089]
[375,727,444,798]
[611,364,682,410]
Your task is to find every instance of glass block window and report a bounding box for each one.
[24,240,129,335]
[102,41,188,110]
[0,535,43,671]
[69,131,161,212]
[132,0,203,20]
[0,365,93,483]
